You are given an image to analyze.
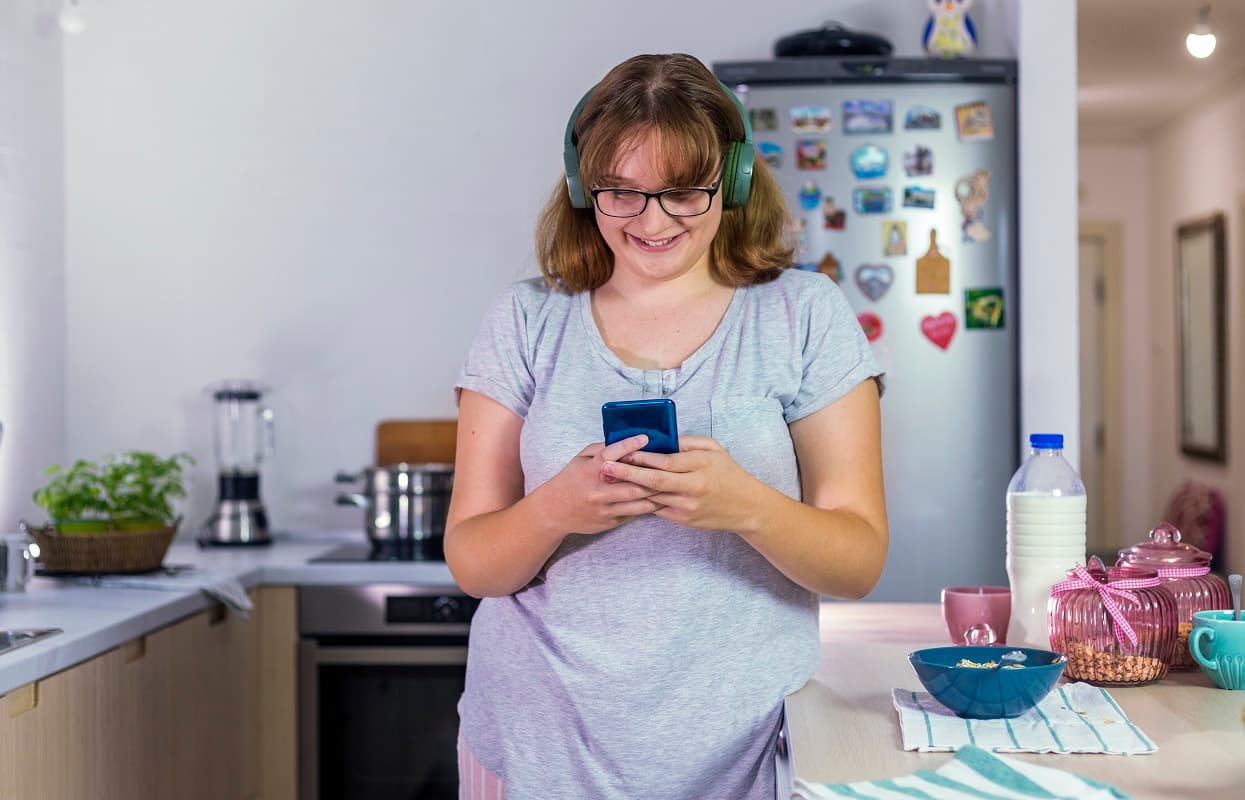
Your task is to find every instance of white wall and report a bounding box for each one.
[1004,0,1081,468]
[1147,86,1245,575]
[1077,143,1152,547]
[35,0,1075,537]
[0,0,67,531]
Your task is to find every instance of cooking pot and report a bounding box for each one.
[335,463,454,546]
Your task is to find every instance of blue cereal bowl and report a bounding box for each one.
[908,645,1067,719]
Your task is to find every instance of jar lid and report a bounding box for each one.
[1116,522,1212,568]
[1071,561,1160,583]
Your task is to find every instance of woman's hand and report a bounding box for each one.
[600,436,764,533]
[531,435,664,535]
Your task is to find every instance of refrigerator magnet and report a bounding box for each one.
[965,288,1005,329]
[955,169,992,242]
[757,142,783,170]
[850,144,888,179]
[822,196,847,229]
[855,264,894,302]
[955,101,995,142]
[920,312,957,350]
[817,252,841,282]
[797,181,821,210]
[857,311,884,343]
[852,187,891,214]
[750,108,779,132]
[916,229,951,294]
[842,100,893,134]
[789,105,832,134]
[903,145,934,176]
[882,220,908,256]
[903,186,936,209]
[904,105,942,130]
[796,140,827,170]
[789,217,810,261]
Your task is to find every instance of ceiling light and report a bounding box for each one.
[57,0,85,35]
[1186,4,1216,59]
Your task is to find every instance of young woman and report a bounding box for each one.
[447,53,888,799]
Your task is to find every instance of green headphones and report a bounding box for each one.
[562,80,754,211]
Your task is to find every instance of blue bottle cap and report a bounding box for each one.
[1029,433,1064,450]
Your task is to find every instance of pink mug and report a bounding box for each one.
[941,586,1010,645]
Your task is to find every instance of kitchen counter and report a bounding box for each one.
[0,530,455,695]
[788,603,1245,800]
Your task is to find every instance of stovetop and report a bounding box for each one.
[309,539,445,563]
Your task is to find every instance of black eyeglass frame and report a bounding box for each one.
[589,180,723,218]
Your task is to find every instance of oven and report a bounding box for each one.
[299,584,478,800]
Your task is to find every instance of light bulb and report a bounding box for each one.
[1186,31,1216,58]
[1186,4,1216,59]
[58,0,85,35]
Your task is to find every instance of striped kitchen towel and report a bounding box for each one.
[892,682,1157,755]
[793,744,1131,799]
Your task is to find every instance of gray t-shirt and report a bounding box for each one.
[455,268,881,800]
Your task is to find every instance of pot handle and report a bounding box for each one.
[336,493,370,509]
[334,471,361,483]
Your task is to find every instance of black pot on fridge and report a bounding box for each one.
[335,463,454,553]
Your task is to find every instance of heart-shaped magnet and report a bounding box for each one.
[855,264,893,302]
[857,311,883,343]
[920,312,957,350]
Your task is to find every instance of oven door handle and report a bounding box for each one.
[303,644,466,666]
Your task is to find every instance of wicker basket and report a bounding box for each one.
[20,520,178,574]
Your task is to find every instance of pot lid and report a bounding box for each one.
[1116,522,1212,568]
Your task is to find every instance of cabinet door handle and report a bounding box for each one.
[5,682,39,718]
[122,636,147,664]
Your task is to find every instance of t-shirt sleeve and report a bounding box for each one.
[784,277,885,424]
[454,284,535,419]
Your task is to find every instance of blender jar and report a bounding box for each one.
[210,380,275,477]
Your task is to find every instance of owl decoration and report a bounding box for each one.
[923,0,978,59]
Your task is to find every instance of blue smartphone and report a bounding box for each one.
[601,398,679,454]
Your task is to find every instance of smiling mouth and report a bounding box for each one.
[630,233,683,251]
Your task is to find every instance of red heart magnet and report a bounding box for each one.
[857,311,883,342]
[920,312,957,350]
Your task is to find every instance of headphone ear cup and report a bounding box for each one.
[563,144,590,209]
[721,142,754,209]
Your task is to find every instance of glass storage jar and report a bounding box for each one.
[1116,523,1230,670]
[1047,561,1177,686]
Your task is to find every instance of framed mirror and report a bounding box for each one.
[1175,213,1226,461]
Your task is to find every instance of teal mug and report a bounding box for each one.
[1190,610,1245,690]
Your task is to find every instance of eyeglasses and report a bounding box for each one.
[589,181,721,218]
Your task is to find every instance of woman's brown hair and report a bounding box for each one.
[536,54,793,293]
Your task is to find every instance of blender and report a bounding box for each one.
[199,380,275,546]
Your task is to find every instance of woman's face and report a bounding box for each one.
[593,133,722,287]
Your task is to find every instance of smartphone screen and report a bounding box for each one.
[601,399,679,454]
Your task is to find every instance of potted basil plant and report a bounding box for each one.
[32,451,194,534]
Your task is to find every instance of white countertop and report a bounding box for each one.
[0,530,456,695]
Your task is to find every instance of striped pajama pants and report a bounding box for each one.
[457,731,505,799]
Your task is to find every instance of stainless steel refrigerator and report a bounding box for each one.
[714,58,1019,602]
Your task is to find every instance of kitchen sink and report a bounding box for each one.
[0,628,62,656]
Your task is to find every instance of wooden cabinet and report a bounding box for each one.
[0,587,298,800]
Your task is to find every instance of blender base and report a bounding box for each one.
[199,500,272,546]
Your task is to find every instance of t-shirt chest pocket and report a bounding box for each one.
[710,396,800,497]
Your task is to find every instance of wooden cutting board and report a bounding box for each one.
[375,419,457,465]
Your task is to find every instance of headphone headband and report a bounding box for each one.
[562,79,754,210]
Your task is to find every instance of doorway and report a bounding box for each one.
[1078,221,1124,560]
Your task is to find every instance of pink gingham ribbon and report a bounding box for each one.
[1155,564,1210,579]
[1050,564,1160,651]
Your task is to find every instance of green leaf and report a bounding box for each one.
[31,450,194,528]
